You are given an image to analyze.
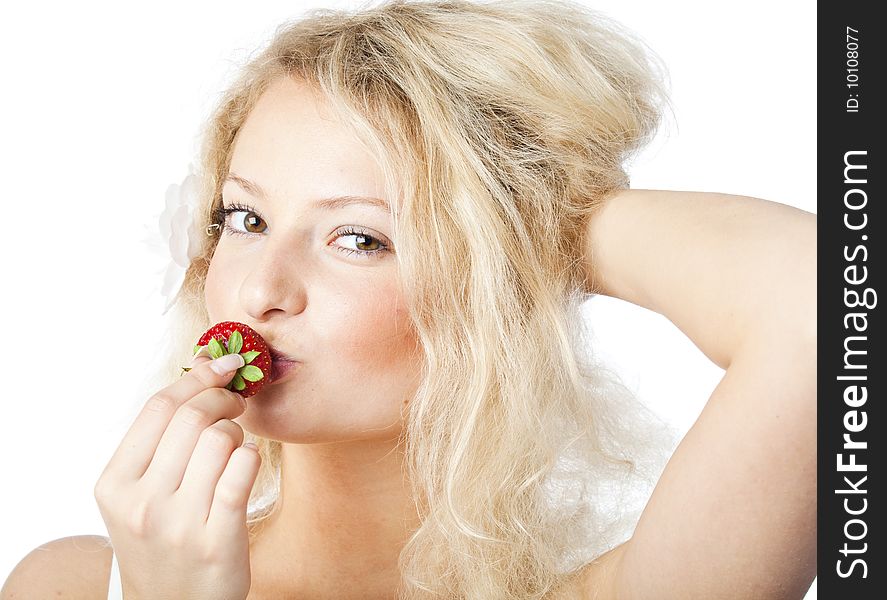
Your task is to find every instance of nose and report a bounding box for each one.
[238,236,308,322]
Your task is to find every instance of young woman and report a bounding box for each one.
[2,0,815,598]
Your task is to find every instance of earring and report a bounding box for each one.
[206,223,221,236]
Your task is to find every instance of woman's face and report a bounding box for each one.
[204,76,422,444]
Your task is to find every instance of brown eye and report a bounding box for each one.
[213,203,268,236]
[240,211,267,233]
[353,234,381,251]
[333,227,391,259]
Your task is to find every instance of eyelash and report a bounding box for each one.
[211,202,391,259]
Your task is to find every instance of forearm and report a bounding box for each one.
[584,189,816,368]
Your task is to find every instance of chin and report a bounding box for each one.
[240,412,404,446]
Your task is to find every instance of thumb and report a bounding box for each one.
[181,345,214,375]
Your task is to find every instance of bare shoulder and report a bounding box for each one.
[1,535,113,599]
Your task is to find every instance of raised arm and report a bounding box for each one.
[580,189,816,599]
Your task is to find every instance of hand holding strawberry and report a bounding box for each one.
[93,321,270,599]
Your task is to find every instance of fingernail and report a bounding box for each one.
[211,353,245,375]
[189,346,212,367]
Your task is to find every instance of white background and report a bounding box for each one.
[0,0,816,596]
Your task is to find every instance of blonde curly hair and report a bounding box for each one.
[145,1,677,597]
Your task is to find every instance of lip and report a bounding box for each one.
[270,359,299,384]
[264,344,300,384]
[268,346,297,362]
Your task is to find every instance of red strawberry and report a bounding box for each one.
[188,321,272,398]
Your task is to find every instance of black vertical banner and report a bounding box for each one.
[818,1,885,598]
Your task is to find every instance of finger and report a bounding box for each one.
[174,419,245,520]
[140,386,246,493]
[102,354,245,483]
[206,444,261,534]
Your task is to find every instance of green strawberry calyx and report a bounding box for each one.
[181,329,265,392]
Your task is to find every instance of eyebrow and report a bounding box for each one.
[224,173,390,213]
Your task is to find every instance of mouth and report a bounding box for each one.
[268,347,297,362]
[268,346,300,384]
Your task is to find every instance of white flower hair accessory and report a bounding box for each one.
[158,164,209,314]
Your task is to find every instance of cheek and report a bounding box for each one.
[332,286,418,373]
[203,253,231,320]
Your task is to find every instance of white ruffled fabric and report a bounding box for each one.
[140,165,207,315]
[158,166,206,314]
